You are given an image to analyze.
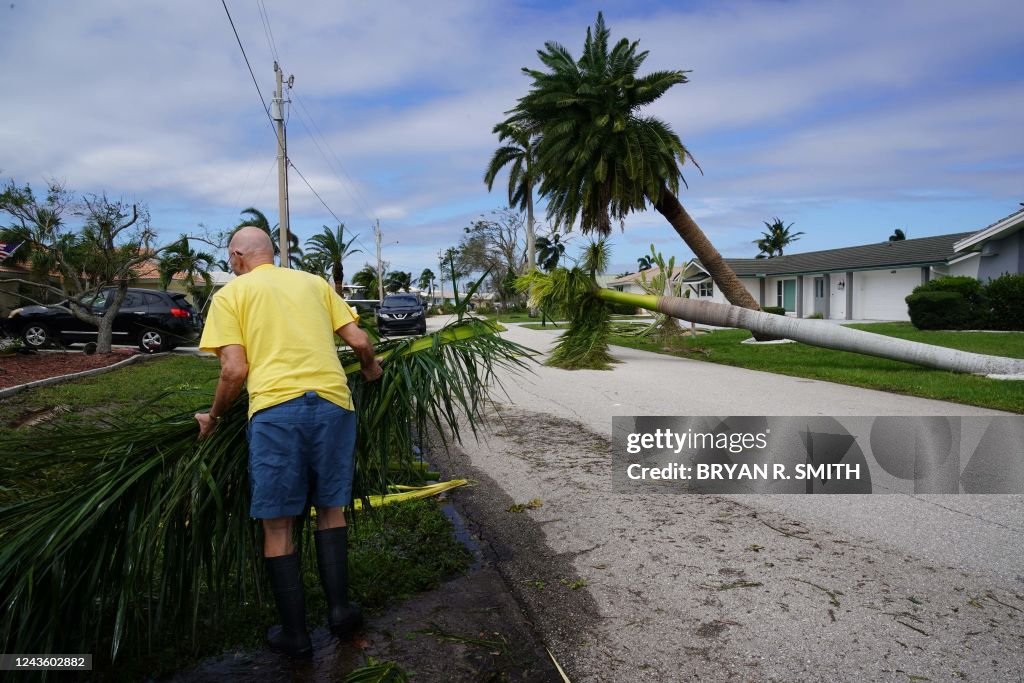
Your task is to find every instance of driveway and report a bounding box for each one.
[434,321,1024,682]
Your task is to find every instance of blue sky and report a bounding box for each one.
[1,0,1021,278]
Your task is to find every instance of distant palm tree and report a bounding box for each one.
[484,121,539,271]
[418,268,436,300]
[351,264,379,299]
[385,270,412,293]
[754,217,804,258]
[889,228,907,242]
[502,13,759,311]
[536,232,566,272]
[637,254,654,271]
[304,224,362,295]
[233,207,302,268]
[157,236,215,308]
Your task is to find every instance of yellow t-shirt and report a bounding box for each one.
[199,264,358,418]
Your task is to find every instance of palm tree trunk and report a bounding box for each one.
[652,187,760,311]
[596,289,1024,376]
[333,260,344,296]
[526,188,538,317]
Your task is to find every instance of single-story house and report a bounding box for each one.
[608,208,1024,322]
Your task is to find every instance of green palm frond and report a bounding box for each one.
[0,318,533,663]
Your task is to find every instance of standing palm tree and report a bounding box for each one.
[637,254,654,271]
[385,270,413,293]
[754,217,804,258]
[484,121,538,271]
[304,224,362,295]
[157,235,216,310]
[234,207,302,268]
[418,268,436,301]
[535,232,566,272]
[502,13,759,311]
[351,264,379,300]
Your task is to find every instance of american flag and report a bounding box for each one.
[0,241,24,260]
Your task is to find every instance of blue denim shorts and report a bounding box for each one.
[246,391,356,519]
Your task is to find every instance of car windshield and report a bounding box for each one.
[384,296,419,306]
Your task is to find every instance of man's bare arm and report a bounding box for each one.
[195,344,249,438]
[337,322,383,382]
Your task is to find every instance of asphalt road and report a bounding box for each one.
[431,318,1024,682]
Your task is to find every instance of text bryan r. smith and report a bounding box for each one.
[626,462,861,481]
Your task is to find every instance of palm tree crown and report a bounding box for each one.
[754,217,804,258]
[484,121,539,271]
[501,12,759,311]
[304,224,361,295]
[508,12,696,235]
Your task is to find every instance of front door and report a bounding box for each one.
[813,277,826,315]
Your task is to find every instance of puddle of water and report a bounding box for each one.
[439,500,485,573]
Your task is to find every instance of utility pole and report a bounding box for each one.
[272,62,293,268]
[374,219,384,302]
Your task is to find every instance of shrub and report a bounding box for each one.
[762,306,786,316]
[805,311,824,319]
[607,301,639,315]
[906,276,987,330]
[905,291,975,330]
[984,273,1024,331]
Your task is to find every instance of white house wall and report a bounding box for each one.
[946,255,979,278]
[853,268,921,320]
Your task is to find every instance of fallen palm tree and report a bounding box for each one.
[520,267,1024,376]
[0,318,531,665]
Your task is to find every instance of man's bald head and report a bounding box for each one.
[228,227,275,275]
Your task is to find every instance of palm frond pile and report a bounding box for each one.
[518,267,617,370]
[0,318,531,664]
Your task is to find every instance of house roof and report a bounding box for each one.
[607,266,687,286]
[953,207,1024,254]
[714,232,976,277]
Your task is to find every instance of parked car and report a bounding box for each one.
[3,288,203,352]
[375,293,426,336]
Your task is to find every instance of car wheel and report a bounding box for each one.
[417,324,427,336]
[23,324,52,349]
[139,330,166,353]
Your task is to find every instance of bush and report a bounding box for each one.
[762,306,786,316]
[906,291,976,330]
[906,276,987,330]
[607,301,639,315]
[985,273,1024,331]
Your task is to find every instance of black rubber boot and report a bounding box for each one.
[264,552,313,659]
[314,526,364,637]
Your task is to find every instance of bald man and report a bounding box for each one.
[195,227,382,659]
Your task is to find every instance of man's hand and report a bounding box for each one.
[195,412,218,440]
[361,359,383,382]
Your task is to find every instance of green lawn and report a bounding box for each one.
[0,354,222,439]
[532,322,1024,413]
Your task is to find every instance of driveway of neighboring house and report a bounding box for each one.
[431,320,1023,683]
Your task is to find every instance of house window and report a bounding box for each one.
[776,280,796,311]
[697,280,713,297]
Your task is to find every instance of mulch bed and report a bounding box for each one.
[0,348,138,390]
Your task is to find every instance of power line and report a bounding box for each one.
[221,0,375,258]
[257,0,280,63]
[291,93,376,223]
[220,0,273,125]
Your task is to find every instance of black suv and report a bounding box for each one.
[375,294,426,336]
[4,288,203,352]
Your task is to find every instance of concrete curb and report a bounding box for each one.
[0,352,165,400]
